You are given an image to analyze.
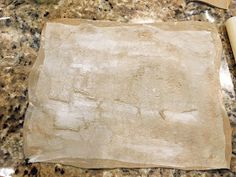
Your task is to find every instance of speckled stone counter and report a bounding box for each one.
[1,0,236,176]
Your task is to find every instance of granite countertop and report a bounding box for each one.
[1,0,236,176]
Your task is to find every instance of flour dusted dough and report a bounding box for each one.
[24,19,231,170]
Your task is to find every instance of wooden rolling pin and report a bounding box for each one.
[226,17,236,60]
[194,0,231,9]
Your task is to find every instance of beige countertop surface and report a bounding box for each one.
[1,0,236,176]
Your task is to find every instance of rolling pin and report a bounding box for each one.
[226,17,236,60]
[194,0,231,9]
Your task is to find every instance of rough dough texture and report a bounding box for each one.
[23,19,231,170]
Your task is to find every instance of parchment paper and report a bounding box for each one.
[23,19,232,170]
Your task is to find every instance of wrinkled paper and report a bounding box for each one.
[24,19,232,170]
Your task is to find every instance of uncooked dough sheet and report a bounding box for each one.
[23,19,232,170]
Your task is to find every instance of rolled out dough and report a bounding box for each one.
[23,19,231,170]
